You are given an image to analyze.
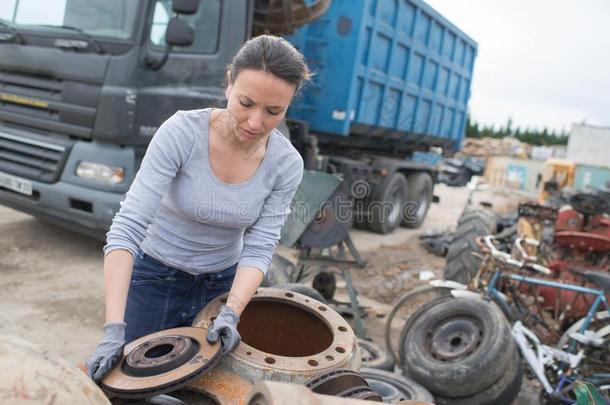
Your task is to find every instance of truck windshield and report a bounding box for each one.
[0,0,140,40]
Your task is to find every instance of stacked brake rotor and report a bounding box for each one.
[305,369,383,402]
[101,327,222,399]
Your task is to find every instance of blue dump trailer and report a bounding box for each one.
[287,0,476,152]
[0,0,476,239]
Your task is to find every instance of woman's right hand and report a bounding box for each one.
[86,322,126,382]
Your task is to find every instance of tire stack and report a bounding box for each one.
[399,297,522,405]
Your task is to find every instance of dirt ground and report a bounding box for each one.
[0,182,540,403]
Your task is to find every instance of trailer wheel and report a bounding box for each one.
[402,172,433,228]
[444,208,496,284]
[368,172,408,234]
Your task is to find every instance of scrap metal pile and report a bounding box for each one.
[418,186,610,403]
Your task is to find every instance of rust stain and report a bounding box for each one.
[188,369,252,405]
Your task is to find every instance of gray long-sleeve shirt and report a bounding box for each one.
[104,108,304,275]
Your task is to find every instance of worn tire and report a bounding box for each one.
[444,208,496,284]
[360,368,435,403]
[272,283,328,304]
[384,284,455,365]
[434,344,523,405]
[399,297,512,398]
[402,172,433,228]
[357,339,395,371]
[368,172,408,234]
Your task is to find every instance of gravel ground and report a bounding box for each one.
[0,183,540,403]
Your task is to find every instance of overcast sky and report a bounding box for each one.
[426,0,610,133]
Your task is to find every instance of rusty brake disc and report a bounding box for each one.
[305,369,369,396]
[337,386,383,402]
[101,327,221,399]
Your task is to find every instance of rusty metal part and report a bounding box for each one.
[337,386,383,402]
[253,0,331,35]
[0,335,111,405]
[305,369,368,395]
[193,287,360,383]
[246,380,408,405]
[187,369,253,405]
[102,327,221,399]
[359,368,435,403]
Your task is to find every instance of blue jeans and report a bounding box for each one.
[124,250,237,343]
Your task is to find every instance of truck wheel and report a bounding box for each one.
[402,172,433,228]
[368,172,408,234]
[399,297,513,398]
[444,208,496,284]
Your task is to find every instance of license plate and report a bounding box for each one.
[0,171,33,196]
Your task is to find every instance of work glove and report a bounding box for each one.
[86,322,126,383]
[206,305,241,355]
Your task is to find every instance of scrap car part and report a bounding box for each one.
[399,297,515,398]
[357,338,394,371]
[299,182,353,248]
[247,380,428,405]
[384,283,455,364]
[253,0,331,35]
[359,368,435,403]
[192,287,360,383]
[305,369,368,395]
[312,271,337,301]
[101,327,221,399]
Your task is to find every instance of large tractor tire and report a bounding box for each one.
[444,208,496,284]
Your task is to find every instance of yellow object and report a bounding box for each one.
[538,158,576,203]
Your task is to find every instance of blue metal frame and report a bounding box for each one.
[486,271,610,404]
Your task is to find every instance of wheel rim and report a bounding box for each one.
[426,316,483,362]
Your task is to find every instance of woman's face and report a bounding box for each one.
[224,69,296,147]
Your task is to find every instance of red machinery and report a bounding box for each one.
[522,192,610,321]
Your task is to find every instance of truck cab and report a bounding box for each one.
[0,0,251,239]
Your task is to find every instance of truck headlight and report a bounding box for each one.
[75,162,125,184]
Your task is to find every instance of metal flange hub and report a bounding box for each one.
[123,335,199,377]
[192,288,359,383]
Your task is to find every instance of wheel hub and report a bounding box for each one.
[427,316,483,361]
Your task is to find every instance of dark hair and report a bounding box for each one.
[228,35,311,92]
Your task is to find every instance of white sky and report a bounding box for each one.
[426,0,610,133]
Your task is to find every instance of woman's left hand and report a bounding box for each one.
[206,305,241,355]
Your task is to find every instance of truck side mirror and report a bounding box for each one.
[165,18,194,47]
[173,0,200,15]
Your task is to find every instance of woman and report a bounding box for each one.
[86,35,308,382]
